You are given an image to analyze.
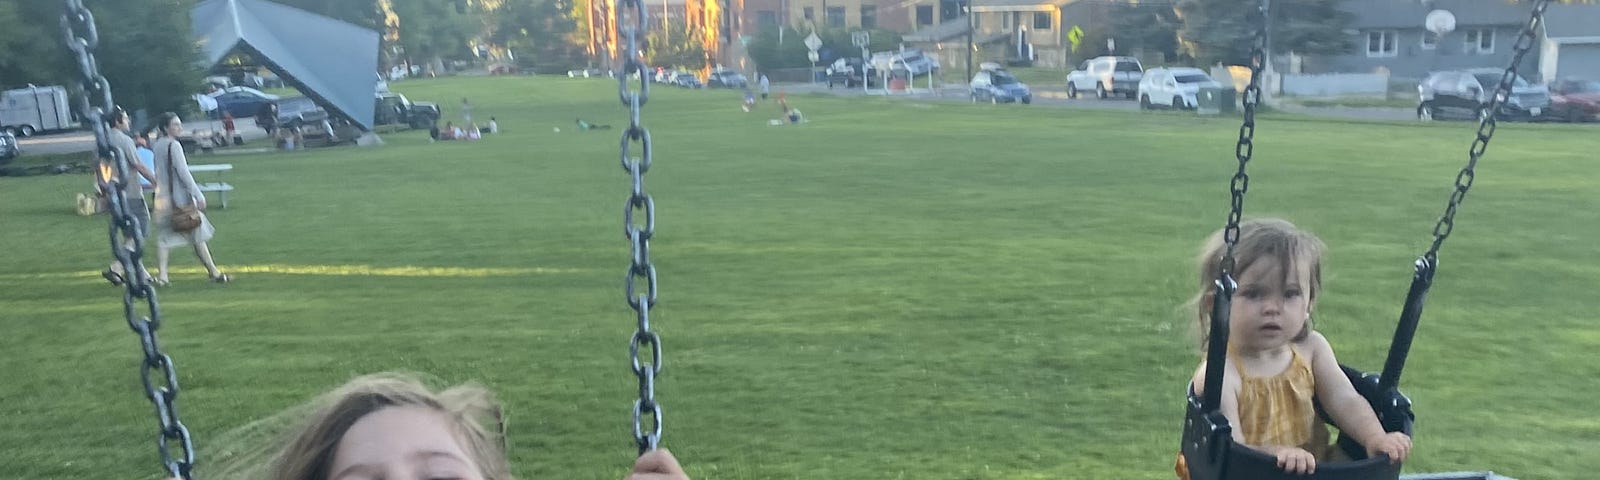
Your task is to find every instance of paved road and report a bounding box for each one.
[16,85,1580,157]
[782,81,1426,121]
[14,119,272,156]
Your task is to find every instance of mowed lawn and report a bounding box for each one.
[1,76,1596,480]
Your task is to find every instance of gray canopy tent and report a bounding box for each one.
[192,0,379,136]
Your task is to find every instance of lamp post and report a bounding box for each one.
[965,1,974,81]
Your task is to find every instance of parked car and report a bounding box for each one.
[826,58,877,88]
[969,63,1031,104]
[1549,78,1600,123]
[670,71,702,88]
[375,92,441,129]
[210,86,280,119]
[706,70,749,89]
[654,68,678,83]
[1067,56,1143,99]
[1138,67,1221,110]
[0,130,19,163]
[203,75,232,90]
[1417,69,1551,122]
[870,49,939,77]
[274,96,329,129]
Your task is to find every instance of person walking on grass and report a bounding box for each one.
[150,112,231,285]
[100,107,157,286]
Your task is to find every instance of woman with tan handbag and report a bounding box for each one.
[151,112,230,285]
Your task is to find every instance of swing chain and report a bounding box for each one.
[617,0,662,455]
[1426,0,1549,258]
[1220,0,1269,276]
[62,0,196,478]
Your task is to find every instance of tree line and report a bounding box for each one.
[0,0,588,120]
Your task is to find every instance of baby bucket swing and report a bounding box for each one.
[1178,1,1551,480]
[81,0,671,478]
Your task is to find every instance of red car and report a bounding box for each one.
[1550,78,1600,123]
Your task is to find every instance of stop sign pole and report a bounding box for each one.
[853,31,871,92]
[805,32,822,84]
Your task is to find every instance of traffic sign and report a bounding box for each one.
[804,32,823,51]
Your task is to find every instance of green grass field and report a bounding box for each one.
[2,76,1596,480]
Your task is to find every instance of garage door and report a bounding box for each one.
[1557,43,1600,80]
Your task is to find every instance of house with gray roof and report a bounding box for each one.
[1303,0,1600,82]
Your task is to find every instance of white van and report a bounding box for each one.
[1,85,77,137]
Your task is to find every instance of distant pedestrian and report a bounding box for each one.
[759,74,770,99]
[461,97,474,124]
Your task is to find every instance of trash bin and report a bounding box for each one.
[1196,87,1237,115]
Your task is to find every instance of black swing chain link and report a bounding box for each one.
[61,0,197,478]
[616,0,662,455]
[1219,0,1269,277]
[1425,0,1549,259]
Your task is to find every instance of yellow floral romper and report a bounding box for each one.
[1176,348,1328,479]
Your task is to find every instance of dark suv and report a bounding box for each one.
[1418,69,1551,122]
[375,93,441,129]
[275,96,330,129]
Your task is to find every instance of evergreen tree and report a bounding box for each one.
[1175,0,1353,67]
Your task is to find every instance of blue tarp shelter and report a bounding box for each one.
[192,0,379,131]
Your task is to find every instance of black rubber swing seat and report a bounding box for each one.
[1180,365,1415,480]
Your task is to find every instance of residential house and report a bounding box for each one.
[1540,2,1600,81]
[1309,0,1600,82]
[903,0,1113,72]
[742,0,910,31]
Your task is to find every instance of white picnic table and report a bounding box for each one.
[188,163,234,209]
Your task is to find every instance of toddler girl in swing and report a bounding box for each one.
[1176,218,1412,477]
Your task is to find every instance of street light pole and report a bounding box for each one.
[966,1,974,81]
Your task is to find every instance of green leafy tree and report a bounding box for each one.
[1109,2,1182,63]
[387,0,480,67]
[1175,0,1353,67]
[646,23,709,69]
[0,0,201,119]
[484,0,583,69]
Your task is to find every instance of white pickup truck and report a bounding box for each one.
[1066,56,1144,100]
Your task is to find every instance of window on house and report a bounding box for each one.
[826,6,845,27]
[1464,28,1494,54]
[1002,12,1012,29]
[916,5,933,26]
[803,6,814,20]
[1366,30,1397,58]
[1420,31,1438,50]
[1033,12,1051,30]
[860,6,877,29]
[757,10,778,27]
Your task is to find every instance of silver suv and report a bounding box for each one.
[1418,69,1551,122]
